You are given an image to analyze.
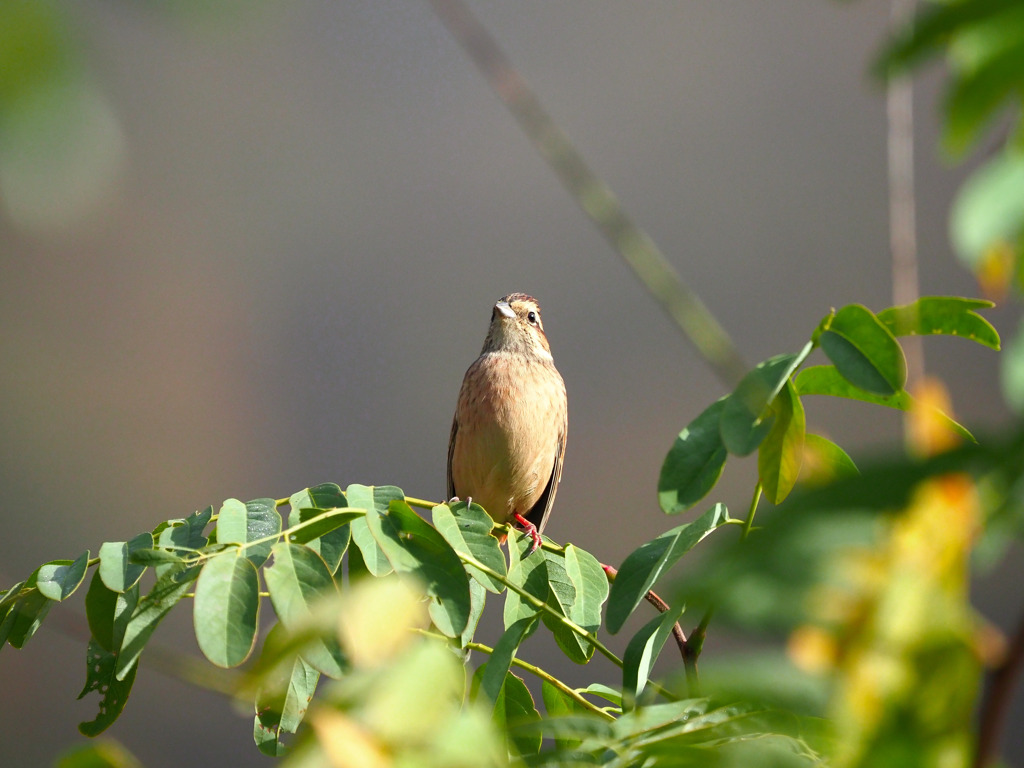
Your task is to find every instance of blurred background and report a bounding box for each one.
[1,1,1019,765]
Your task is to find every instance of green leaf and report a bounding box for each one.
[580,683,623,708]
[193,552,261,668]
[115,565,199,680]
[943,39,1024,157]
[432,501,507,592]
[363,499,471,638]
[952,153,1024,268]
[492,671,542,757]
[541,681,592,750]
[128,549,185,566]
[758,380,806,505]
[658,397,729,514]
[611,698,824,756]
[876,296,1000,350]
[0,578,26,641]
[720,347,811,456]
[1001,319,1024,414]
[873,0,1023,78]
[510,716,616,755]
[606,503,731,634]
[349,516,391,575]
[800,433,859,485]
[795,365,975,442]
[539,547,592,663]
[461,578,487,647]
[84,570,137,655]
[346,484,403,577]
[623,603,685,709]
[796,364,906,406]
[290,508,361,548]
[263,542,346,678]
[479,616,538,704]
[36,550,90,601]
[156,506,212,552]
[288,484,352,573]
[543,545,609,664]
[0,580,24,611]
[154,506,212,579]
[216,498,282,567]
[99,532,153,593]
[819,304,907,395]
[346,541,369,582]
[503,535,549,628]
[56,740,143,768]
[2,589,51,648]
[297,482,347,509]
[0,608,14,649]
[77,639,138,737]
[566,545,609,627]
[780,436,1021,518]
[253,622,320,757]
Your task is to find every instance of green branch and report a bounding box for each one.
[742,483,763,541]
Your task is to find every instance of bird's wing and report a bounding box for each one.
[446,414,458,501]
[525,411,567,536]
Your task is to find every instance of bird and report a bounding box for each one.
[447,293,568,554]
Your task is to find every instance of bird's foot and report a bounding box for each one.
[513,512,542,555]
[448,495,472,506]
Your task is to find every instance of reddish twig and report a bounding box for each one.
[603,564,701,694]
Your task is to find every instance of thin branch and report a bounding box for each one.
[428,0,747,388]
[888,0,924,388]
[975,610,1024,768]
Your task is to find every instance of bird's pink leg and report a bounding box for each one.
[513,512,542,555]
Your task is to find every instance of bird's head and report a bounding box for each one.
[481,293,553,359]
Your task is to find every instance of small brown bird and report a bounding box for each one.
[447,293,568,553]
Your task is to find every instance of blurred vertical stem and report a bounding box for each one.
[428,0,747,388]
[976,610,1024,767]
[888,0,924,390]
[741,483,762,540]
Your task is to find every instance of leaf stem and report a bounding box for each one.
[472,641,618,721]
[404,496,437,510]
[458,551,622,668]
[742,483,763,540]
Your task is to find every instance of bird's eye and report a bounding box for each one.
[527,311,538,325]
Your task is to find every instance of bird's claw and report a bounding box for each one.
[513,512,542,556]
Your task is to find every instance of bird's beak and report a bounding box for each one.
[495,301,516,319]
